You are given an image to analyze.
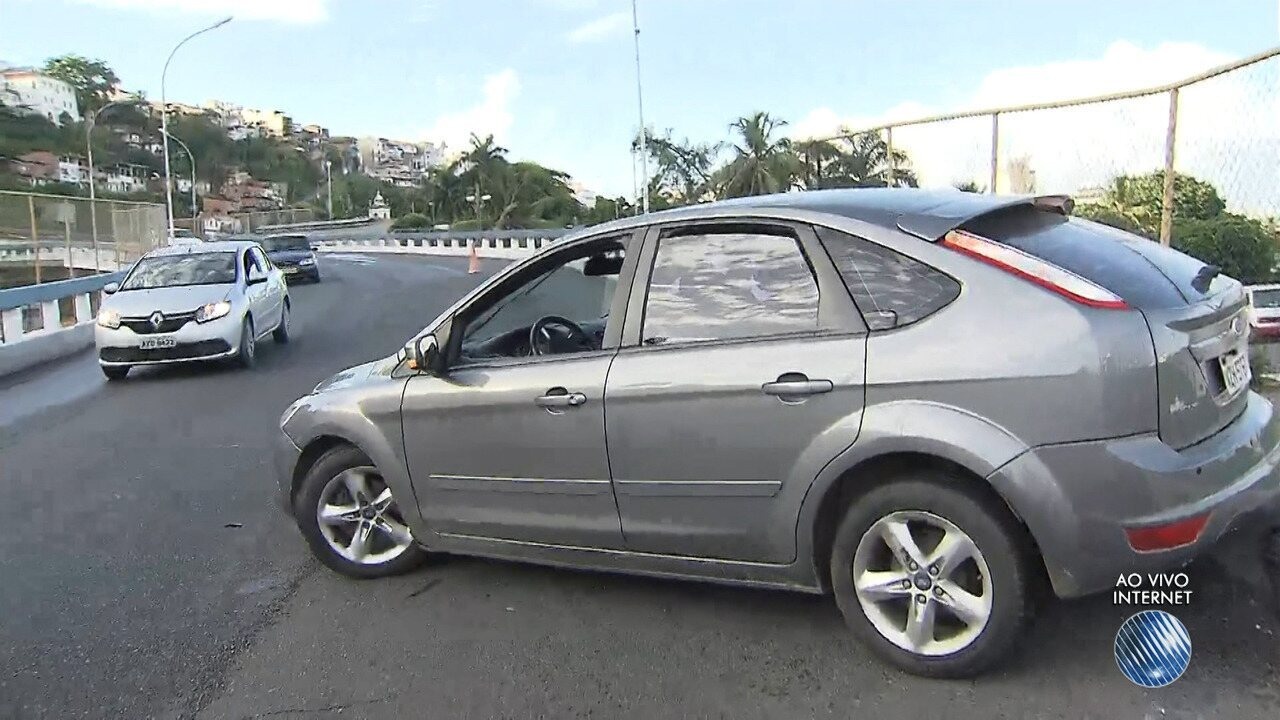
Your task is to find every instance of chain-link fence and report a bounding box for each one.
[0,190,166,289]
[819,46,1280,246]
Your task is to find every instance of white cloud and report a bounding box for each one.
[70,0,328,23]
[421,69,520,154]
[567,11,630,43]
[792,41,1280,215]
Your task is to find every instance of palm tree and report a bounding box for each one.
[718,112,799,198]
[824,131,917,188]
[794,138,841,190]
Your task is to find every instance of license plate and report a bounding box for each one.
[284,267,298,274]
[139,336,176,350]
[1219,350,1251,396]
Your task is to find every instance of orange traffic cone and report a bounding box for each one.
[467,241,481,274]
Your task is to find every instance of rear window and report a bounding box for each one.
[962,209,1213,309]
[1253,289,1280,308]
[816,226,959,330]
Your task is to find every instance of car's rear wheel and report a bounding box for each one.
[830,472,1035,678]
[294,445,426,578]
[236,317,256,368]
[101,364,129,381]
[272,302,291,344]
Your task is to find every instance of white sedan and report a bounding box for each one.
[95,240,291,380]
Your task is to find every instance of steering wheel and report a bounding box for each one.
[529,315,591,356]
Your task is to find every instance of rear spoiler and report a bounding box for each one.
[897,194,1075,242]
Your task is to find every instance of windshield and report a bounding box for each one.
[121,253,238,290]
[1253,289,1280,308]
[260,235,309,252]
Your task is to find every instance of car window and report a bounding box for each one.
[243,249,262,276]
[121,253,238,290]
[816,226,960,331]
[1254,289,1280,309]
[641,230,820,346]
[458,238,626,362]
[252,247,273,270]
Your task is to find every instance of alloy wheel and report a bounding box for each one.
[851,510,993,656]
[315,466,415,565]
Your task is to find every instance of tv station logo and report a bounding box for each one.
[1112,573,1193,687]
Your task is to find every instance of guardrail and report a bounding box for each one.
[257,217,374,232]
[0,270,125,377]
[312,229,571,260]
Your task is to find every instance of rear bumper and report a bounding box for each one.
[990,391,1280,598]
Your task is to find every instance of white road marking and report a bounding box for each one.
[325,254,377,264]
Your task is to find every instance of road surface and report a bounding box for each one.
[1,254,1277,719]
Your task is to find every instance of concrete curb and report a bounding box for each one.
[0,322,94,378]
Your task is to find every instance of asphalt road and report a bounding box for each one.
[2,254,1278,719]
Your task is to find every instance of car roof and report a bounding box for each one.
[144,240,260,257]
[580,188,1071,241]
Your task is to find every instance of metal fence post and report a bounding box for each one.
[28,195,41,284]
[989,112,1000,193]
[64,219,74,279]
[1159,87,1180,247]
[885,126,895,187]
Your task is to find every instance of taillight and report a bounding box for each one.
[1124,513,1210,552]
[942,229,1129,310]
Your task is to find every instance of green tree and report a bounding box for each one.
[1172,213,1275,284]
[953,180,984,193]
[717,112,800,198]
[1099,171,1226,231]
[823,131,917,188]
[42,55,120,116]
[633,128,722,206]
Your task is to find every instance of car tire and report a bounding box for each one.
[101,364,129,381]
[236,316,256,368]
[829,471,1036,678]
[294,444,427,579]
[272,302,291,344]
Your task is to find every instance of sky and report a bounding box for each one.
[1,0,1277,203]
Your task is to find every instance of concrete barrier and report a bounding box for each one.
[0,271,125,378]
[311,232,566,261]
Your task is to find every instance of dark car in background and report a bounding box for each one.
[260,233,321,283]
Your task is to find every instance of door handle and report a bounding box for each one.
[535,389,587,408]
[761,375,834,397]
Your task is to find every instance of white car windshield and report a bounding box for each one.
[121,253,238,290]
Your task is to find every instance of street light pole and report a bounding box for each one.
[161,16,231,239]
[165,133,198,229]
[631,0,649,214]
[325,160,333,219]
[86,98,137,270]
[465,190,492,230]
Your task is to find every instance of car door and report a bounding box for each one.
[604,221,868,564]
[242,247,271,329]
[252,246,286,323]
[402,233,637,548]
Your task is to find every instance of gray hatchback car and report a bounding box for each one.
[274,189,1280,677]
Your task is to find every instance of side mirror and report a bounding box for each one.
[405,334,438,373]
[102,282,120,295]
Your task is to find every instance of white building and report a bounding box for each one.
[368,191,391,220]
[239,107,291,137]
[57,155,88,185]
[104,164,149,194]
[0,68,79,124]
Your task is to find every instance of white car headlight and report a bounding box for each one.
[97,309,121,329]
[195,300,232,323]
[299,257,315,266]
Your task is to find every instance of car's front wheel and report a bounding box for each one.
[829,472,1036,678]
[236,317,256,368]
[294,445,426,578]
[101,364,129,381]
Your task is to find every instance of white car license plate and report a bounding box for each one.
[139,336,176,350]
[1219,350,1251,396]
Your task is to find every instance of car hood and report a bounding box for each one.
[107,284,232,316]
[313,355,400,394]
[267,249,312,263]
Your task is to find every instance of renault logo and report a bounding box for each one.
[1231,317,1243,335]
[149,311,164,330]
